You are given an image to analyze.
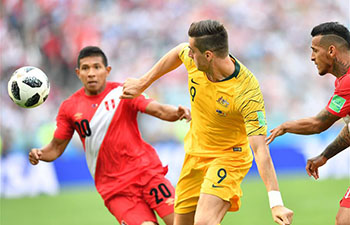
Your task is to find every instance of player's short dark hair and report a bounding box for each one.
[311,22,350,50]
[188,20,229,58]
[77,46,108,68]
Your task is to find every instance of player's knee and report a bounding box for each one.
[141,221,157,225]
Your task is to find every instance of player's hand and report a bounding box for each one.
[177,105,191,122]
[29,148,42,165]
[306,155,327,179]
[121,78,145,99]
[271,205,294,225]
[266,125,286,145]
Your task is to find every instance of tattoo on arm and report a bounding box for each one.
[321,125,350,159]
[314,109,340,132]
[316,109,333,122]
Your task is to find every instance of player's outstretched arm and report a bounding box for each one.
[306,124,350,179]
[121,43,187,99]
[248,135,294,225]
[29,137,70,165]
[145,101,191,122]
[266,109,340,145]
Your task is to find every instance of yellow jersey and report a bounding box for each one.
[179,44,267,162]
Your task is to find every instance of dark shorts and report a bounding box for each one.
[105,174,175,225]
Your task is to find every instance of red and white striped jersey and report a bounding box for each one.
[54,82,166,201]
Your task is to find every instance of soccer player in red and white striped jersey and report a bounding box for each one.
[29,46,191,225]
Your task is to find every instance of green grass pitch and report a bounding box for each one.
[1,176,348,225]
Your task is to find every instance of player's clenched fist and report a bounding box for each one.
[29,148,42,165]
[272,206,294,225]
[121,78,145,99]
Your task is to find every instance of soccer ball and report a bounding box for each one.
[8,66,50,108]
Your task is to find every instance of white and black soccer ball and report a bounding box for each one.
[8,66,50,108]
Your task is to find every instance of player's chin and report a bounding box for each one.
[317,68,328,76]
[86,84,101,93]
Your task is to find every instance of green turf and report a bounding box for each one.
[223,175,349,225]
[1,176,348,225]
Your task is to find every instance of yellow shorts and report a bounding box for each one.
[174,154,252,214]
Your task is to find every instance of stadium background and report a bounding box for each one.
[1,0,349,224]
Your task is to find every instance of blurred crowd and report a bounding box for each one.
[1,0,349,157]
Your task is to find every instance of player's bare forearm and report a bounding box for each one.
[266,109,340,144]
[145,101,191,122]
[39,138,69,161]
[249,135,294,224]
[285,109,339,134]
[141,43,185,85]
[254,151,279,191]
[249,135,279,191]
[29,138,69,164]
[321,125,350,159]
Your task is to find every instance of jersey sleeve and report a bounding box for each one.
[131,93,154,113]
[236,79,267,136]
[326,76,350,117]
[326,93,350,117]
[178,43,197,73]
[54,100,75,140]
[178,43,189,62]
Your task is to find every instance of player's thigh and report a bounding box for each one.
[105,195,157,225]
[195,193,231,224]
[174,211,195,225]
[162,212,174,225]
[174,154,206,214]
[143,174,175,219]
[336,207,350,225]
[201,158,251,212]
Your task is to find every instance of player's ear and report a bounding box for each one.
[75,67,84,82]
[328,45,336,58]
[205,50,213,61]
[75,68,81,78]
[106,66,112,77]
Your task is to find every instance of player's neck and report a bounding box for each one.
[206,56,235,82]
[331,55,350,78]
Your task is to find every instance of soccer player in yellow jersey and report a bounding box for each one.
[121,20,294,225]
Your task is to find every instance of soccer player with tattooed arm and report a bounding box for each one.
[266,22,350,225]
[29,46,191,225]
[122,20,293,225]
